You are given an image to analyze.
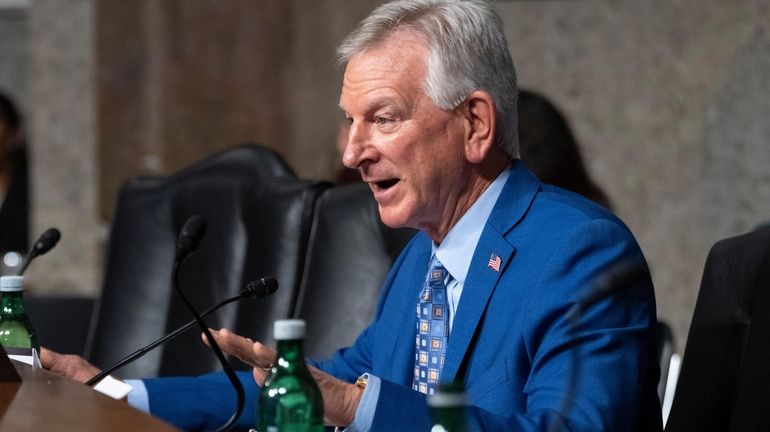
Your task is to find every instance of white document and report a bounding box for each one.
[92,374,135,400]
[10,353,134,400]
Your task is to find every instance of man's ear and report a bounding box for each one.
[461,91,496,164]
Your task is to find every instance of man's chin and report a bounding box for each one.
[377,206,411,230]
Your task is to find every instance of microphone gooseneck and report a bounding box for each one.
[17,227,62,275]
[171,215,244,432]
[548,256,650,432]
[85,277,279,388]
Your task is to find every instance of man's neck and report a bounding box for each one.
[426,153,512,244]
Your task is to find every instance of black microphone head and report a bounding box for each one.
[33,228,61,256]
[176,215,207,261]
[241,277,279,299]
[579,257,649,311]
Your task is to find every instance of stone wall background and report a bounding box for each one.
[0,0,768,351]
[498,0,770,348]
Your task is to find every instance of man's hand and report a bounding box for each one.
[202,328,277,385]
[207,328,365,427]
[40,347,102,383]
[308,365,364,426]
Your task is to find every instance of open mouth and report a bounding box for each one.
[375,179,399,190]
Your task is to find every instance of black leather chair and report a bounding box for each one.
[85,144,328,378]
[294,183,416,359]
[665,226,770,431]
[26,295,95,356]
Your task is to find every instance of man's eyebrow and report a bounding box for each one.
[338,98,400,117]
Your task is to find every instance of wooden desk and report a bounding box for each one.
[0,360,179,431]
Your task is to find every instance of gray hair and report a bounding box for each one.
[337,0,519,158]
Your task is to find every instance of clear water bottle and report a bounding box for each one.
[428,382,469,432]
[258,319,323,432]
[0,275,40,367]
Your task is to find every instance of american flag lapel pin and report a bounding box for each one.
[487,253,502,272]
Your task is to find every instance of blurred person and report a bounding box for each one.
[518,89,611,209]
[42,1,661,430]
[0,91,30,269]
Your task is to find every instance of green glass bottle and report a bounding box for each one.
[0,276,40,367]
[428,382,469,432]
[258,319,323,432]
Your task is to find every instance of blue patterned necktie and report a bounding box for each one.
[412,257,449,395]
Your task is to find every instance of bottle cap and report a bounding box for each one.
[427,391,467,408]
[0,275,24,292]
[273,319,306,340]
[427,382,467,407]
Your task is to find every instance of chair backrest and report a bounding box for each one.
[665,226,770,431]
[26,296,95,356]
[294,183,416,359]
[86,144,327,378]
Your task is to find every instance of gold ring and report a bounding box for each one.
[261,363,274,371]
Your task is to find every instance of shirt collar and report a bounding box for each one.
[432,164,512,284]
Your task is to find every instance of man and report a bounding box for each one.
[44,1,661,430]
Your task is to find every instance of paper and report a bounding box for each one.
[92,375,134,400]
[10,353,133,400]
[8,348,41,369]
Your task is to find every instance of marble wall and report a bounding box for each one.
[27,0,101,300]
[2,0,769,350]
[497,0,770,347]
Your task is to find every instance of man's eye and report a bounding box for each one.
[375,116,391,125]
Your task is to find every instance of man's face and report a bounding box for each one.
[339,32,471,239]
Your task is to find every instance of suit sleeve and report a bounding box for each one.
[143,370,259,431]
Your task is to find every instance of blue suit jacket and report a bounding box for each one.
[144,162,662,431]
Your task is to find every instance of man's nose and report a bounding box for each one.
[342,122,368,169]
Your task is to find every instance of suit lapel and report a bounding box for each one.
[442,161,541,382]
[443,233,514,381]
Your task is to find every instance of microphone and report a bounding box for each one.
[171,215,245,432]
[548,256,650,432]
[17,228,61,275]
[176,214,207,262]
[241,277,280,299]
[85,277,278,387]
[574,257,650,314]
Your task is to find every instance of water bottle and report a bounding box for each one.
[0,275,40,367]
[428,382,468,432]
[258,319,323,432]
